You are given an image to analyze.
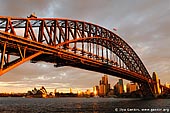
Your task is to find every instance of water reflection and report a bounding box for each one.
[0,97,169,113]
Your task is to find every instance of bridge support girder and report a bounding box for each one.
[0,41,43,76]
[0,51,43,76]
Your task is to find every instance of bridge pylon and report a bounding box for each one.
[152,72,161,96]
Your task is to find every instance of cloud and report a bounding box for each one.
[0,0,169,92]
[0,0,52,17]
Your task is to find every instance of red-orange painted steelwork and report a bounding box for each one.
[0,16,155,97]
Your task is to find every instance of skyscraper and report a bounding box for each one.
[118,79,124,94]
[99,75,110,96]
[93,86,99,96]
[114,79,124,95]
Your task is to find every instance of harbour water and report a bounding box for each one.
[0,97,170,113]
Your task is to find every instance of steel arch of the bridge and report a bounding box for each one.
[0,17,154,97]
[56,37,147,75]
[0,17,150,77]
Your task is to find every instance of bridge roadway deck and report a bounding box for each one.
[0,31,150,83]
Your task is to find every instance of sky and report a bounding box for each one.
[0,0,169,93]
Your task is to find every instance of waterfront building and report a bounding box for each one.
[124,85,127,93]
[165,82,170,88]
[118,79,124,94]
[77,90,83,97]
[27,86,48,98]
[114,83,119,95]
[126,83,138,93]
[114,79,124,95]
[99,84,106,96]
[93,86,99,96]
[99,75,110,96]
[85,89,91,96]
[70,88,73,93]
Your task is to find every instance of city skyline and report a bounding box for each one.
[0,75,139,95]
[0,0,170,93]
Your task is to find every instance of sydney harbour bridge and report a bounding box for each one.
[0,15,168,98]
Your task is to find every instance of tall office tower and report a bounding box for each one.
[102,75,108,85]
[152,72,161,94]
[99,84,106,96]
[114,83,119,95]
[118,79,124,94]
[99,75,110,96]
[123,85,127,93]
[93,86,99,96]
